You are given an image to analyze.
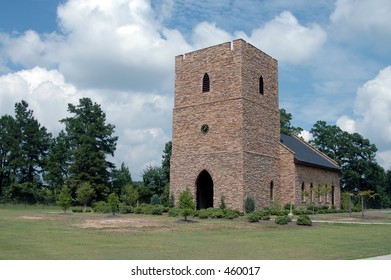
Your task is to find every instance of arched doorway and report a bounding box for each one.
[196,170,214,209]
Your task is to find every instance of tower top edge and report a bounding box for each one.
[175,38,277,62]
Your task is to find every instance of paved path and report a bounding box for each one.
[361,254,391,260]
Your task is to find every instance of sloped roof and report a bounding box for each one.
[280,134,340,172]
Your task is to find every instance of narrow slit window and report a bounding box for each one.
[202,73,210,92]
[270,181,274,201]
[259,75,264,95]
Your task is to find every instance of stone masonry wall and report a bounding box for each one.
[171,39,280,211]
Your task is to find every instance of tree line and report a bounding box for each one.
[0,99,390,209]
[0,98,172,207]
[280,109,391,208]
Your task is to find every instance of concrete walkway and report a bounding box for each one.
[361,255,391,260]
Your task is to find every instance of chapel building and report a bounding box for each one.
[170,39,340,211]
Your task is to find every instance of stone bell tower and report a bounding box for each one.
[170,39,280,211]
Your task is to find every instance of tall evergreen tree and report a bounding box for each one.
[6,101,52,203]
[44,130,70,191]
[60,98,118,200]
[161,141,172,186]
[0,115,16,197]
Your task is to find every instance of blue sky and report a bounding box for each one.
[1,0,391,179]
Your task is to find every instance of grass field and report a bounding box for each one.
[1,205,391,260]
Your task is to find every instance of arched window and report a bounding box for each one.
[259,75,264,95]
[202,73,210,92]
[270,181,274,201]
[301,182,305,202]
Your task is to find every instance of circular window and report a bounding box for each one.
[201,124,209,134]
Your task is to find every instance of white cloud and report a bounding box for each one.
[299,130,312,142]
[0,67,77,132]
[330,0,391,50]
[236,11,327,64]
[191,22,232,49]
[336,66,391,169]
[336,115,356,133]
[331,0,391,34]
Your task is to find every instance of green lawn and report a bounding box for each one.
[1,205,391,260]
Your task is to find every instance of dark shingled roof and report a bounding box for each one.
[280,134,340,172]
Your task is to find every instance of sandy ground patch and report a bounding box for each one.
[75,216,170,230]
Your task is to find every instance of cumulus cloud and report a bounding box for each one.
[236,11,327,64]
[191,22,232,49]
[330,0,391,50]
[336,66,391,169]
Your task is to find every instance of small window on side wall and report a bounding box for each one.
[259,75,264,95]
[202,73,210,92]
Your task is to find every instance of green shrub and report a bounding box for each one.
[296,214,312,226]
[224,208,239,220]
[248,213,259,223]
[93,201,110,213]
[178,187,195,221]
[219,195,226,210]
[259,215,271,221]
[168,208,180,217]
[208,208,225,218]
[275,215,291,225]
[119,202,131,214]
[284,203,296,211]
[150,194,162,205]
[198,209,209,219]
[244,195,256,213]
[71,208,83,213]
[150,205,164,215]
[85,208,92,213]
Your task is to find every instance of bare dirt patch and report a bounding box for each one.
[74,216,171,231]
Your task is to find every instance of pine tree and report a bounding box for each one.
[60,98,118,200]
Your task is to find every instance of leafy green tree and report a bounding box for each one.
[280,108,303,136]
[111,162,132,196]
[57,186,72,213]
[107,192,120,215]
[178,187,195,221]
[120,183,139,206]
[310,120,389,208]
[76,182,95,212]
[142,165,165,196]
[161,141,172,185]
[60,98,118,200]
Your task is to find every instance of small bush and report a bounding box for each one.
[198,209,209,219]
[119,202,131,214]
[168,208,180,217]
[208,208,225,219]
[244,195,255,213]
[71,208,83,213]
[150,194,162,205]
[224,208,239,220]
[275,215,291,225]
[248,213,259,223]
[150,205,164,215]
[284,203,296,211]
[296,215,312,226]
[219,195,226,210]
[259,215,271,221]
[93,201,110,213]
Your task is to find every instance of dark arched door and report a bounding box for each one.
[196,170,213,210]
